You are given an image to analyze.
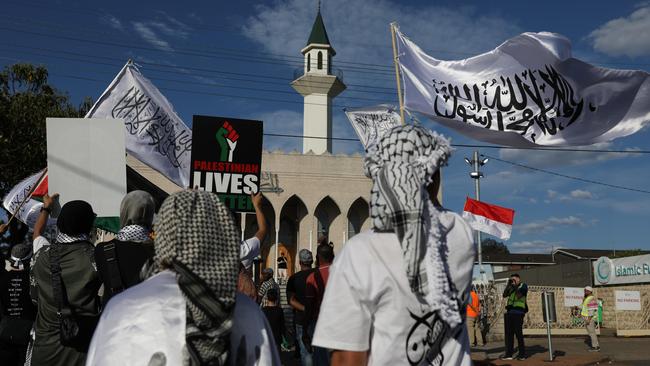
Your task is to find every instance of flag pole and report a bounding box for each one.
[390,22,406,125]
[6,168,48,226]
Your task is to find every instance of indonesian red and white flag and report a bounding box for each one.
[462,197,515,240]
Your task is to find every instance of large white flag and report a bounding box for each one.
[396,28,650,146]
[344,105,401,149]
[86,62,191,187]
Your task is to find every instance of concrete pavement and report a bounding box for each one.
[472,336,650,366]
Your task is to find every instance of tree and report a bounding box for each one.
[0,63,93,198]
[481,238,510,255]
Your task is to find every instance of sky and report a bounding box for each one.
[2,0,650,253]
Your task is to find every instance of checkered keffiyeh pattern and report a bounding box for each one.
[364,124,462,328]
[116,225,151,242]
[258,278,280,308]
[151,191,240,366]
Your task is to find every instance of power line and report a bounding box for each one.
[483,154,650,194]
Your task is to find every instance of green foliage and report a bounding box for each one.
[0,63,93,197]
[481,237,510,254]
[610,249,646,258]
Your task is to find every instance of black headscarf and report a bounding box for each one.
[56,200,95,236]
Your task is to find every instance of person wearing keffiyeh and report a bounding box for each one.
[94,190,156,304]
[30,194,101,366]
[85,190,280,366]
[312,125,476,366]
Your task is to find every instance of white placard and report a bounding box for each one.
[564,287,584,307]
[615,290,641,311]
[46,118,126,217]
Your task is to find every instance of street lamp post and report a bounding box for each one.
[465,150,489,280]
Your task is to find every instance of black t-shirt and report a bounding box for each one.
[285,269,314,325]
[0,269,36,320]
[94,240,155,304]
[262,305,285,348]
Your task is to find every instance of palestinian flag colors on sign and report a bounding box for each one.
[3,170,121,233]
[462,197,515,240]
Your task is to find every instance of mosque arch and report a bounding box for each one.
[347,197,369,240]
[314,195,341,242]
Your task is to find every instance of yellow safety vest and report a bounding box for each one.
[581,295,595,317]
[507,284,527,310]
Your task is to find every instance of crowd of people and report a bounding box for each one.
[0,125,504,365]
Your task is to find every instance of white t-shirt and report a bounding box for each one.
[240,236,260,269]
[312,210,475,366]
[86,270,280,366]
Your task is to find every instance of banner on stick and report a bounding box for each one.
[2,170,54,227]
[190,115,263,212]
[86,62,191,187]
[344,105,401,149]
[395,27,650,147]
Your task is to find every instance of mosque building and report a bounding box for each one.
[129,9,371,276]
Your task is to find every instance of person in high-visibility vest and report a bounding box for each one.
[466,287,483,347]
[582,286,600,351]
[500,274,528,361]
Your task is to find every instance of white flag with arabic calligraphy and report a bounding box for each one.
[344,105,401,149]
[86,62,191,187]
[395,28,650,146]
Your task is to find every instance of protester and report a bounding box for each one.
[277,253,288,280]
[258,267,280,307]
[0,243,36,366]
[30,193,102,366]
[305,243,334,366]
[286,249,315,366]
[240,192,267,272]
[262,288,286,355]
[582,286,600,352]
[85,190,280,365]
[239,193,267,299]
[467,286,483,347]
[501,273,528,360]
[311,125,475,365]
[94,190,155,304]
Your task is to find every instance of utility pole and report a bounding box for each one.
[465,150,488,281]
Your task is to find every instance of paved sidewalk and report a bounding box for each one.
[472,336,650,366]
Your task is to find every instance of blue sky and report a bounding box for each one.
[2,0,650,253]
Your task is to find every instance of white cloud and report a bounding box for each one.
[547,189,558,199]
[570,189,593,199]
[242,0,521,77]
[509,240,562,254]
[498,142,642,170]
[133,22,173,51]
[102,14,124,31]
[255,110,303,151]
[589,6,650,57]
[517,215,587,234]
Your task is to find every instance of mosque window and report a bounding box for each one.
[317,51,323,70]
[307,53,311,72]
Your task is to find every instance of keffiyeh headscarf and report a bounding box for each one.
[151,190,239,365]
[117,191,155,242]
[364,124,462,327]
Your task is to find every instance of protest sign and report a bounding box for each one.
[615,290,641,311]
[563,287,584,307]
[46,118,126,218]
[190,115,263,212]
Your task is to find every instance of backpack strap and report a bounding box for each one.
[49,244,72,318]
[103,240,125,296]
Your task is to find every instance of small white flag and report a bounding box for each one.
[2,170,54,227]
[86,62,191,187]
[396,28,650,146]
[344,105,401,149]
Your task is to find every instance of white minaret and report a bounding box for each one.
[291,9,346,154]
